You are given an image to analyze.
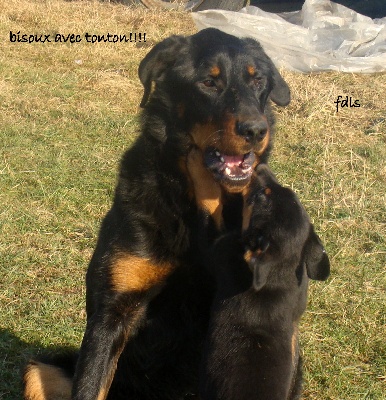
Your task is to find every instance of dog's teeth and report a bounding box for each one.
[225,167,231,175]
[215,151,221,157]
[220,157,225,163]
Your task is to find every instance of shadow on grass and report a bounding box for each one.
[0,329,77,399]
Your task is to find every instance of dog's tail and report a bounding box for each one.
[23,352,77,400]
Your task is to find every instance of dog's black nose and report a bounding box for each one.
[236,120,268,142]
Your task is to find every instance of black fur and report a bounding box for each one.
[200,164,330,400]
[23,28,291,400]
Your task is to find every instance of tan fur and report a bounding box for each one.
[247,65,256,76]
[210,65,221,78]
[291,324,299,369]
[186,148,223,230]
[24,361,71,400]
[110,254,174,293]
[190,120,249,157]
[243,249,254,264]
[288,324,301,398]
[96,386,107,400]
[221,115,250,155]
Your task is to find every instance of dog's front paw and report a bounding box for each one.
[241,166,274,232]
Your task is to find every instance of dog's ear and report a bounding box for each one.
[269,68,291,107]
[304,228,330,281]
[252,260,272,291]
[138,35,189,107]
[244,236,272,291]
[243,38,290,107]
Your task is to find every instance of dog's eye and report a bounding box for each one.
[202,79,216,88]
[251,77,263,90]
[198,79,219,94]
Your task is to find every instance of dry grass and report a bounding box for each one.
[271,70,386,399]
[0,1,385,399]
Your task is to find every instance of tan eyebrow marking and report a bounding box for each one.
[247,65,256,76]
[210,65,221,77]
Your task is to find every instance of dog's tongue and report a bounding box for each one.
[204,149,255,181]
[222,155,244,168]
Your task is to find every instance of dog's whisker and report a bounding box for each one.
[201,129,224,147]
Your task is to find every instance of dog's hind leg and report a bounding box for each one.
[24,361,72,400]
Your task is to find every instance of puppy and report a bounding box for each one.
[200,164,330,400]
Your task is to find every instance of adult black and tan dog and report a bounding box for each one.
[200,164,330,400]
[23,28,290,399]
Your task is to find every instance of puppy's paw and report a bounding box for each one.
[243,235,270,266]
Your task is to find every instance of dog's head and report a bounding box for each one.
[243,164,330,291]
[138,28,290,194]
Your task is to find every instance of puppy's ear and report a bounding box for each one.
[244,237,272,291]
[252,260,272,291]
[304,229,330,281]
[138,35,189,107]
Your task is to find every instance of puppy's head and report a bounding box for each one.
[138,28,290,194]
[243,164,330,291]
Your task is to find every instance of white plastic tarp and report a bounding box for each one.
[192,0,386,73]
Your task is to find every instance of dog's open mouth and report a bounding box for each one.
[204,147,255,185]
